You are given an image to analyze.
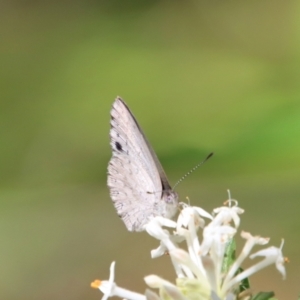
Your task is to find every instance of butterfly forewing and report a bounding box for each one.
[107,97,178,231]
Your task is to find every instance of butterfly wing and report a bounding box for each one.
[107,97,176,231]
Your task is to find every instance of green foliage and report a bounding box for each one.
[236,267,250,293]
[222,238,236,274]
[251,291,276,300]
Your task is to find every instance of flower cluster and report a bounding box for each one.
[91,196,287,300]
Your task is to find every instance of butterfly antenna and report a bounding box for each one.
[173,152,214,190]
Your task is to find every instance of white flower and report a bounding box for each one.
[221,239,286,297]
[93,195,287,300]
[143,201,286,300]
[145,289,161,300]
[200,222,236,256]
[144,216,183,277]
[249,239,286,279]
[212,201,244,228]
[177,204,212,230]
[91,261,145,300]
[144,275,189,300]
[221,232,270,295]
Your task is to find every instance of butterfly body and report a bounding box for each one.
[107,97,178,231]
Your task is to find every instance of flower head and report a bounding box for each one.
[93,194,287,300]
[91,261,145,300]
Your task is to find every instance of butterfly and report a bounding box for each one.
[107,97,178,231]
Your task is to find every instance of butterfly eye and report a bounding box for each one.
[164,191,178,204]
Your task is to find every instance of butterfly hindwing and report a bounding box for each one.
[107,97,178,231]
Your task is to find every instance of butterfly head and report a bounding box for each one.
[162,189,178,219]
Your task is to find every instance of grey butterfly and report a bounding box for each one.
[107,97,178,231]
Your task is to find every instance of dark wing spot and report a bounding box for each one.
[115,141,123,151]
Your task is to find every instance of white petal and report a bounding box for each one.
[250,246,280,259]
[145,289,160,300]
[144,275,175,289]
[109,261,115,284]
[163,285,188,300]
[193,206,213,220]
[241,231,270,246]
[113,286,146,300]
[276,259,286,279]
[170,249,207,281]
[177,206,194,228]
[99,281,115,300]
[151,243,167,258]
[99,261,116,300]
[145,220,170,240]
[156,216,177,228]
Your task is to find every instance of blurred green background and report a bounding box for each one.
[0,1,299,299]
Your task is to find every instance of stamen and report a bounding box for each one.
[91,279,102,289]
[284,257,290,263]
[223,199,238,207]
